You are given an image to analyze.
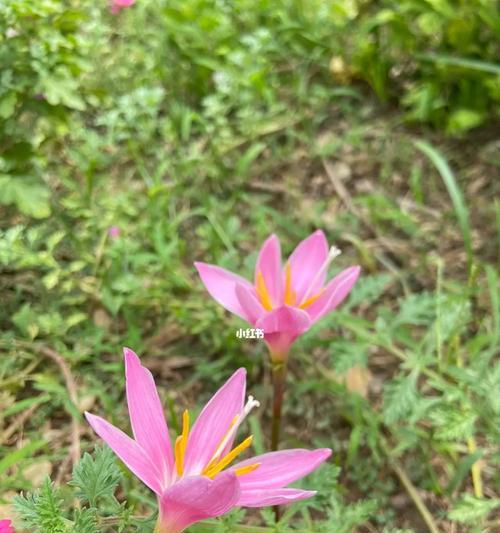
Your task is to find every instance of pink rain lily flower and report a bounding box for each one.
[0,519,14,533]
[110,0,135,13]
[195,230,360,360]
[108,225,121,239]
[86,349,331,533]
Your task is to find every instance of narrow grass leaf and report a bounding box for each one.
[415,140,473,272]
[446,450,483,495]
[415,53,500,75]
[0,440,46,475]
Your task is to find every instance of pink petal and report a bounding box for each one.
[256,306,311,335]
[287,230,329,302]
[124,348,174,485]
[238,488,316,507]
[183,368,246,475]
[235,283,265,325]
[158,472,240,533]
[306,265,361,322]
[0,519,13,533]
[254,234,283,306]
[231,448,331,490]
[85,412,163,494]
[110,0,134,13]
[256,305,311,358]
[195,262,253,321]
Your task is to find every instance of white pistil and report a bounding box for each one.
[300,246,342,304]
[210,395,260,464]
[243,395,260,418]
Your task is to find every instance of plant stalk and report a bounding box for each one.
[270,360,287,522]
[270,362,287,452]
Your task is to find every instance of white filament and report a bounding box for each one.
[209,395,260,463]
[299,245,342,304]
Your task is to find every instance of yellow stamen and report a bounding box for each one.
[174,410,190,476]
[299,288,326,309]
[284,263,296,306]
[203,415,240,472]
[234,463,261,477]
[256,271,273,311]
[203,435,254,478]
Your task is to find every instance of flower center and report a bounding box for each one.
[255,246,341,311]
[173,396,261,479]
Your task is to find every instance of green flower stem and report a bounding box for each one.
[270,359,287,523]
[270,361,287,452]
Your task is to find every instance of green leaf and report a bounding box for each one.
[430,407,477,441]
[446,109,484,135]
[414,141,473,273]
[415,53,500,75]
[12,303,40,339]
[448,494,500,524]
[69,446,122,506]
[0,175,51,219]
[13,478,68,533]
[73,508,99,533]
[41,72,86,111]
[382,372,418,425]
[0,92,17,118]
[446,450,483,495]
[0,440,46,475]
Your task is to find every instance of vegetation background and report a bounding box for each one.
[0,0,499,531]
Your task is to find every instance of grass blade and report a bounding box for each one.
[0,440,46,475]
[415,53,500,75]
[414,140,473,272]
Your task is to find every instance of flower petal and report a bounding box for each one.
[124,348,174,485]
[306,266,361,322]
[0,519,13,533]
[231,448,331,490]
[238,488,316,507]
[287,230,329,302]
[85,412,163,494]
[158,472,240,533]
[195,262,253,321]
[184,368,246,475]
[256,305,311,358]
[256,306,311,335]
[235,283,265,325]
[254,234,283,306]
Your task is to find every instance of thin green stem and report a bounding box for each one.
[270,362,287,452]
[270,360,287,522]
[381,441,440,533]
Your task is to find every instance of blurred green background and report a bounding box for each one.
[0,0,499,531]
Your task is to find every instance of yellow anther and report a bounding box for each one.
[256,271,273,311]
[299,288,326,309]
[284,263,297,306]
[203,435,254,478]
[234,462,260,477]
[174,410,190,476]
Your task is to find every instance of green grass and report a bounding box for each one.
[1,0,499,532]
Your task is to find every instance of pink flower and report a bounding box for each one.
[108,225,120,239]
[86,349,331,533]
[195,230,360,360]
[110,0,135,13]
[0,519,14,533]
